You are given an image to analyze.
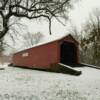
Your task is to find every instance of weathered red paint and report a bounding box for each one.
[12,34,80,69]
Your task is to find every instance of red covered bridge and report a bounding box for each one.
[12,34,80,71]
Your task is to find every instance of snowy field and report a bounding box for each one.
[0,64,100,100]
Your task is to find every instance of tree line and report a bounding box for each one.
[70,9,100,66]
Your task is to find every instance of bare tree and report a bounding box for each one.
[23,32,44,48]
[0,39,4,55]
[32,32,44,44]
[82,9,100,65]
[68,22,81,40]
[0,0,71,39]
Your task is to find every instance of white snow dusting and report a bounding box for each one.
[0,64,100,100]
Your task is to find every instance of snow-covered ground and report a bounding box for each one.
[0,64,100,100]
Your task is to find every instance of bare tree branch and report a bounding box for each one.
[0,0,71,39]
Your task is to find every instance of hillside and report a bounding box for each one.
[0,64,100,100]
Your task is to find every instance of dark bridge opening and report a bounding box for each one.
[60,42,78,66]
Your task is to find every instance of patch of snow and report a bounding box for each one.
[0,64,100,99]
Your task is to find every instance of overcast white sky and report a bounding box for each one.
[20,0,100,36]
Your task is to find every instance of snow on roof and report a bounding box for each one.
[16,33,69,53]
[30,33,68,47]
[16,33,78,53]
